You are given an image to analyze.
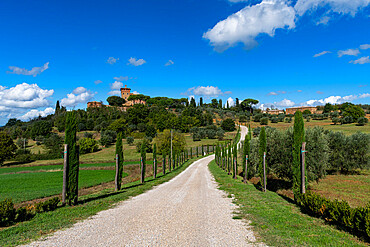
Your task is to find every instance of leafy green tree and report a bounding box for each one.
[108,119,127,133]
[241,98,259,113]
[140,141,146,183]
[332,117,340,125]
[153,143,157,179]
[145,124,157,138]
[221,118,236,131]
[115,132,124,190]
[0,131,17,166]
[302,109,311,115]
[126,136,134,145]
[323,103,333,113]
[211,99,218,108]
[357,117,368,126]
[30,120,52,139]
[78,138,99,154]
[258,127,266,185]
[342,105,365,121]
[107,96,126,106]
[65,111,79,205]
[100,130,117,146]
[43,133,63,158]
[292,111,305,197]
[155,129,186,155]
[260,117,268,125]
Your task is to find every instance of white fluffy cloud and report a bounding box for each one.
[165,60,174,66]
[350,56,370,64]
[7,62,49,77]
[338,48,360,57]
[94,80,103,85]
[185,86,228,97]
[203,0,296,51]
[61,87,95,107]
[268,90,286,95]
[108,81,124,95]
[360,44,370,50]
[128,57,146,66]
[313,51,331,57]
[0,83,54,109]
[107,57,119,64]
[20,107,55,121]
[295,0,370,16]
[304,93,370,106]
[226,97,235,107]
[274,98,295,108]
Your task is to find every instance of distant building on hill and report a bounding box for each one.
[285,106,318,115]
[87,85,145,109]
[262,108,285,115]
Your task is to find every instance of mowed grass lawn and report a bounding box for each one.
[309,170,370,208]
[0,169,127,203]
[208,160,367,246]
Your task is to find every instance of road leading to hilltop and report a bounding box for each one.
[24,125,262,247]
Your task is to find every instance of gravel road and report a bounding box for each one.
[25,126,263,247]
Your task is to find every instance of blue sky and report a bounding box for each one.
[0,0,369,125]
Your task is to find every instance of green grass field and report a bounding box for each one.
[244,119,369,135]
[208,160,367,246]
[0,169,128,203]
[309,170,370,208]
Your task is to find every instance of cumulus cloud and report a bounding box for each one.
[165,60,175,66]
[203,0,296,51]
[226,97,235,107]
[360,44,370,50]
[20,107,55,121]
[7,62,49,77]
[61,87,95,107]
[338,48,360,57]
[295,0,370,16]
[313,51,331,57]
[304,93,370,106]
[128,57,146,66]
[350,56,370,64]
[94,80,103,85]
[0,83,54,109]
[274,98,295,108]
[108,81,124,95]
[185,86,229,98]
[107,57,119,64]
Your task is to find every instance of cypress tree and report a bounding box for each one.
[64,111,79,205]
[115,132,124,190]
[233,143,237,179]
[190,147,192,158]
[202,145,204,156]
[55,100,60,115]
[243,134,250,180]
[228,144,232,175]
[293,111,305,197]
[153,143,157,179]
[196,146,199,157]
[259,127,267,187]
[140,142,146,183]
[162,153,166,175]
[200,97,203,107]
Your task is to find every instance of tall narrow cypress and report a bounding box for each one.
[259,127,267,187]
[293,111,305,197]
[65,111,79,205]
[242,134,250,180]
[153,143,157,179]
[140,142,146,183]
[202,145,204,156]
[115,132,124,190]
[162,153,166,175]
[228,144,232,175]
[233,143,237,179]
[190,147,192,158]
[196,146,199,157]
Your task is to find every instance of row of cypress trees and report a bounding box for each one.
[215,112,306,197]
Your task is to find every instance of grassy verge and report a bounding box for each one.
[208,160,367,247]
[0,156,202,247]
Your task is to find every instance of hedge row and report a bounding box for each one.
[296,192,370,240]
[0,197,59,226]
